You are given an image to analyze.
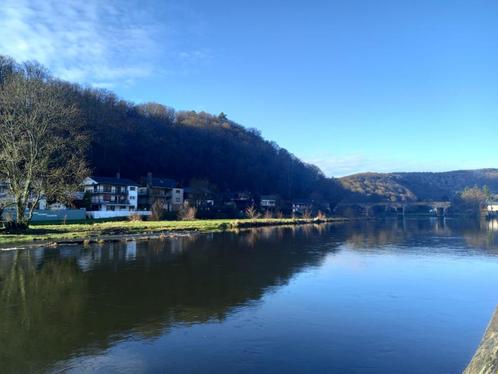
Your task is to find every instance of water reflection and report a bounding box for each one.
[0,225,338,372]
[0,219,497,373]
[341,218,498,253]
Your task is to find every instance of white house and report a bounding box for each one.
[82,174,142,219]
[260,195,278,209]
[486,201,498,214]
[292,199,313,214]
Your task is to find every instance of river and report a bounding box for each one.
[1,219,497,373]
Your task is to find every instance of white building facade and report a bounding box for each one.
[82,175,146,219]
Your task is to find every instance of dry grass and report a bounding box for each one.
[0,217,345,246]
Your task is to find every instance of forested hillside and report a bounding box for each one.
[341,169,498,202]
[3,55,495,208]
[0,55,344,204]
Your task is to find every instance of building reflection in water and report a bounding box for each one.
[0,219,497,372]
[488,219,498,231]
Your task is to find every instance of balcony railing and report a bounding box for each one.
[91,197,131,205]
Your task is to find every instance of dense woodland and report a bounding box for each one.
[0,55,344,207]
[1,54,496,215]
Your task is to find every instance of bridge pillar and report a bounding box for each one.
[435,207,445,217]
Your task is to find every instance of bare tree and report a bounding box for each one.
[302,208,312,220]
[0,181,15,223]
[458,185,490,216]
[315,210,327,220]
[178,206,197,221]
[0,63,88,229]
[150,200,166,221]
[245,205,260,219]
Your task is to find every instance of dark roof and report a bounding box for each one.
[90,176,138,186]
[148,177,177,188]
[184,187,213,194]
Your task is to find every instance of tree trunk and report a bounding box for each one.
[16,199,25,223]
[10,199,29,232]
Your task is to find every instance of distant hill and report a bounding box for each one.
[340,169,498,202]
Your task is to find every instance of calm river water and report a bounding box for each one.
[1,219,498,373]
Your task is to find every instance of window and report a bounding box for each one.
[175,189,181,193]
[129,186,136,191]
[176,198,181,203]
[129,196,135,200]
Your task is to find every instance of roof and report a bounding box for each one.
[86,176,138,186]
[148,177,177,189]
[184,186,213,194]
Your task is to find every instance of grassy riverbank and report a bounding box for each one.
[0,218,346,247]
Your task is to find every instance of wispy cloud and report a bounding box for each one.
[308,154,396,177]
[308,153,489,178]
[0,0,203,87]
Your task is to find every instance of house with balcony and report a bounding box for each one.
[292,199,313,215]
[260,195,279,210]
[137,173,184,212]
[82,174,139,218]
[184,187,216,209]
[485,201,498,217]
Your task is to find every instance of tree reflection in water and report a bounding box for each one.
[0,225,339,372]
[0,219,497,372]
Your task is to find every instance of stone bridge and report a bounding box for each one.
[335,201,452,217]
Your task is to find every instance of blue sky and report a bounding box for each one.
[1,0,497,176]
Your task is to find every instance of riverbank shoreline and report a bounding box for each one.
[464,307,498,374]
[0,217,351,250]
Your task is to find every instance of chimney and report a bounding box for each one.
[116,172,121,180]
[147,172,153,187]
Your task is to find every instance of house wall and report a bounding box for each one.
[487,204,498,212]
[128,186,138,209]
[261,200,276,207]
[82,178,138,211]
[171,188,184,208]
[38,198,47,210]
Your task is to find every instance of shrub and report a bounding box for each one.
[150,200,166,221]
[178,206,197,221]
[302,209,312,220]
[315,211,327,220]
[128,212,143,222]
[245,205,260,219]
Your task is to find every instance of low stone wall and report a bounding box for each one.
[463,307,498,374]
